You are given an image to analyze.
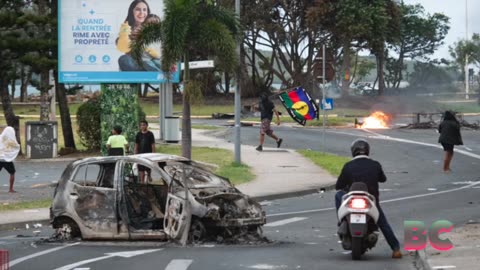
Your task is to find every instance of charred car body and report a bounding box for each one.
[50,153,266,242]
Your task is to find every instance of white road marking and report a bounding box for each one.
[73,268,90,270]
[268,208,335,217]
[428,188,437,191]
[432,266,456,269]
[165,259,193,270]
[461,146,473,151]
[10,242,80,267]
[265,217,308,227]
[451,181,476,185]
[248,264,288,269]
[0,235,16,240]
[54,249,162,270]
[328,129,480,160]
[268,181,480,217]
[361,129,480,159]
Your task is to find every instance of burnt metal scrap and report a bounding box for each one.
[460,120,480,130]
[400,119,480,130]
[399,121,437,129]
[49,154,267,244]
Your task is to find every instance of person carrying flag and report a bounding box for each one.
[256,93,283,152]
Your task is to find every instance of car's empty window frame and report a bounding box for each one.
[70,161,116,189]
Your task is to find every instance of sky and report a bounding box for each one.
[403,0,480,60]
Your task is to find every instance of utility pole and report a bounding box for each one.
[321,45,326,151]
[234,0,241,163]
[465,0,469,100]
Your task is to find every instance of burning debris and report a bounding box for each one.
[355,111,391,129]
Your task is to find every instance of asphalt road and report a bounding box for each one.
[1,123,479,270]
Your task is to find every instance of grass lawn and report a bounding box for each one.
[0,198,52,212]
[243,116,354,127]
[191,124,221,130]
[436,102,480,113]
[156,144,254,185]
[12,103,235,117]
[0,117,86,152]
[297,149,350,177]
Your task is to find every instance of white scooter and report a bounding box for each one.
[337,182,380,260]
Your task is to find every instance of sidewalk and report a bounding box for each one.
[0,128,336,230]
[416,222,480,270]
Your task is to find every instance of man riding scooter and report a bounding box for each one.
[335,139,403,259]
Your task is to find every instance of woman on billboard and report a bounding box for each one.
[116,0,161,71]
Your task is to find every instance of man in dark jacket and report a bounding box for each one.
[335,139,402,259]
[438,111,463,173]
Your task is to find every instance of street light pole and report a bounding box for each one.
[465,0,469,100]
[234,0,241,163]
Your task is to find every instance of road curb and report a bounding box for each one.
[0,219,50,232]
[414,250,433,270]
[16,158,79,163]
[250,184,336,202]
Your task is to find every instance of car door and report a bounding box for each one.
[163,163,192,245]
[69,162,118,237]
[117,159,172,240]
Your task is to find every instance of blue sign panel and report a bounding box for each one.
[321,98,334,110]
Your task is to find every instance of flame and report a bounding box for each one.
[356,111,390,129]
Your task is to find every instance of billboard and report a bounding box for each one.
[58,0,180,83]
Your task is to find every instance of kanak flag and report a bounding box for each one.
[278,87,319,126]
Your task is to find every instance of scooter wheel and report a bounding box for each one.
[351,237,363,260]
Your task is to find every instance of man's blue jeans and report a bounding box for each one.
[335,190,400,251]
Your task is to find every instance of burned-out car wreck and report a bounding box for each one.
[50,153,266,243]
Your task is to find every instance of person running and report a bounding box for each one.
[256,93,283,151]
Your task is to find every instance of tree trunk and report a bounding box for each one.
[181,53,192,159]
[143,83,148,97]
[137,83,142,97]
[0,78,22,154]
[376,49,385,96]
[20,67,32,102]
[54,71,76,150]
[39,71,50,121]
[341,42,351,97]
[10,79,16,99]
[395,51,404,89]
[224,72,230,95]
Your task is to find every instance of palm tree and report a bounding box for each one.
[131,0,239,159]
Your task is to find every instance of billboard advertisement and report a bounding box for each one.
[58,0,180,83]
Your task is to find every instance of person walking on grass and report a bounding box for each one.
[438,110,463,173]
[256,93,283,151]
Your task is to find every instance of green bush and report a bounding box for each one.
[77,98,101,150]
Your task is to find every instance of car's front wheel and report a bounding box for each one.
[188,218,207,244]
[53,217,81,241]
